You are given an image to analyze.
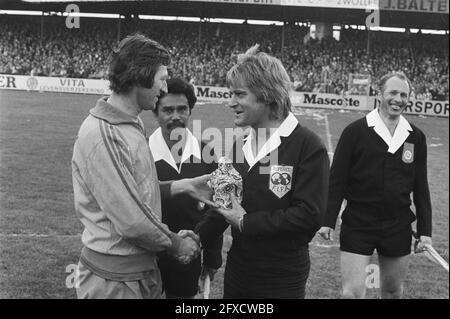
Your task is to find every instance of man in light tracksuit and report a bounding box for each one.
[71,34,215,299]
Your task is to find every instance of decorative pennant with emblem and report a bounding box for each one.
[402,142,414,163]
[269,165,293,199]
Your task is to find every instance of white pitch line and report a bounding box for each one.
[0,233,81,238]
[323,113,334,161]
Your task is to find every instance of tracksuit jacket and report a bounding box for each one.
[72,97,179,280]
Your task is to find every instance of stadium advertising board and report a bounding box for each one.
[291,91,371,111]
[291,92,449,117]
[0,74,110,95]
[282,0,447,12]
[1,74,447,117]
[282,0,378,9]
[174,0,448,12]
[195,85,233,102]
[196,89,450,118]
[167,0,379,9]
[380,0,449,13]
[20,0,448,12]
[164,0,281,5]
[162,0,448,12]
[372,97,450,117]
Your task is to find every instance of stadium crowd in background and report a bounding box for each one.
[0,15,448,100]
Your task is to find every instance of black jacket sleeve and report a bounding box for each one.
[201,232,224,270]
[413,130,432,237]
[323,124,357,228]
[194,209,228,269]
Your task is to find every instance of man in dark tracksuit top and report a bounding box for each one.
[319,72,432,299]
[149,78,223,298]
[198,45,329,299]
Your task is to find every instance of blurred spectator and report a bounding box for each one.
[0,15,448,100]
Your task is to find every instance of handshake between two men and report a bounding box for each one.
[163,174,217,265]
[168,230,202,265]
[164,167,244,265]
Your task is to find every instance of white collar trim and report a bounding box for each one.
[243,112,298,170]
[366,108,412,154]
[148,127,201,173]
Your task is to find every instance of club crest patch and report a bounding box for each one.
[402,143,414,163]
[269,165,293,199]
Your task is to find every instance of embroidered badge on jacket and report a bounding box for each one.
[402,142,414,163]
[269,165,293,199]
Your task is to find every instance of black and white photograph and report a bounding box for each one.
[0,0,448,304]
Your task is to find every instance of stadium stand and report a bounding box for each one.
[0,15,448,100]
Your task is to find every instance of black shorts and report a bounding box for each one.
[158,252,201,297]
[223,245,310,299]
[340,221,412,257]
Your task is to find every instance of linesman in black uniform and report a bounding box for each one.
[318,72,433,299]
[149,78,223,299]
[198,45,330,298]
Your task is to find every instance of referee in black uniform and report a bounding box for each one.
[149,78,223,298]
[199,45,329,299]
[318,72,432,299]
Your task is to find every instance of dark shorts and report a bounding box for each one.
[340,221,412,257]
[158,253,201,297]
[223,245,310,299]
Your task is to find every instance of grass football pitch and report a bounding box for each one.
[0,90,448,299]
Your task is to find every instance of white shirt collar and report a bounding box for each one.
[243,112,298,170]
[148,127,201,173]
[366,108,412,154]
